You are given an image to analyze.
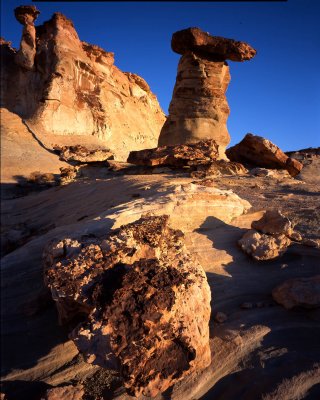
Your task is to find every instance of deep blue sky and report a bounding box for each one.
[1,1,319,150]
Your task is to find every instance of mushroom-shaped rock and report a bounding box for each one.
[14,5,40,70]
[171,27,257,61]
[44,215,211,397]
[158,27,256,159]
[14,5,40,25]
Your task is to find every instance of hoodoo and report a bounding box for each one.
[158,27,256,158]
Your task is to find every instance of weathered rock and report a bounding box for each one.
[44,215,211,397]
[272,276,320,309]
[14,5,40,70]
[59,166,79,185]
[250,167,290,179]
[238,230,291,261]
[127,139,219,167]
[251,210,293,237]
[302,239,320,248]
[56,145,114,163]
[191,160,248,178]
[226,134,303,177]
[158,28,256,159]
[214,312,227,323]
[1,8,165,161]
[171,27,257,61]
[42,384,84,400]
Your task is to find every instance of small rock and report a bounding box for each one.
[214,312,227,323]
[302,239,320,248]
[238,230,291,261]
[272,275,320,309]
[289,231,303,241]
[240,302,253,309]
[251,210,293,236]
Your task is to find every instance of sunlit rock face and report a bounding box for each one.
[158,27,256,159]
[1,7,165,160]
[44,215,211,397]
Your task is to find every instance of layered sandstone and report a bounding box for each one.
[44,215,211,397]
[226,133,303,176]
[1,7,165,161]
[158,27,256,158]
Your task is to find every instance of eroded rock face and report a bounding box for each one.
[238,230,291,261]
[44,215,211,397]
[1,7,165,160]
[226,134,303,177]
[171,27,257,61]
[272,276,320,309]
[158,27,256,159]
[127,139,219,167]
[56,145,114,163]
[14,5,40,70]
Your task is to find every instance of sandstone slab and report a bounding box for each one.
[251,210,293,236]
[171,27,257,61]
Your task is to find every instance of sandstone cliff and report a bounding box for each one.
[0,6,165,161]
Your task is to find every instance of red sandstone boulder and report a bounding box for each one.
[252,210,293,236]
[171,27,256,61]
[44,215,211,397]
[226,133,303,176]
[272,275,320,309]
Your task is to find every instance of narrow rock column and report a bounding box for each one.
[14,5,40,70]
[158,27,256,159]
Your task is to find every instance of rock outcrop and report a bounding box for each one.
[1,6,165,161]
[128,139,219,167]
[226,133,303,176]
[127,139,248,178]
[44,215,211,397]
[55,145,114,163]
[158,27,256,159]
[272,275,320,309]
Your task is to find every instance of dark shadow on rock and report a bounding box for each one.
[1,379,52,400]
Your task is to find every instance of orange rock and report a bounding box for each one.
[226,133,303,176]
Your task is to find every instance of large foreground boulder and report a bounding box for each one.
[158,27,256,159]
[44,215,211,397]
[226,133,303,176]
[272,276,320,309]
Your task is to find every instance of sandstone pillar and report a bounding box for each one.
[14,5,40,70]
[158,27,256,159]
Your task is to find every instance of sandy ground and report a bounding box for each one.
[1,167,320,400]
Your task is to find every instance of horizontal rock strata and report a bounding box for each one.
[44,215,211,397]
